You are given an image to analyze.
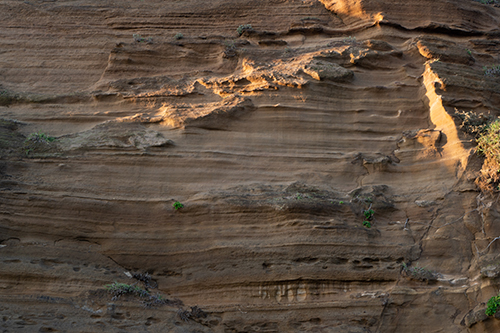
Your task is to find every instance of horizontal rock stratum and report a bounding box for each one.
[2,0,500,332]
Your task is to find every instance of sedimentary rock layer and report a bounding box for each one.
[2,0,500,332]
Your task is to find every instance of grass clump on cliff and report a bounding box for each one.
[132,272,157,289]
[483,64,500,76]
[105,280,182,308]
[173,201,184,210]
[486,294,500,316]
[474,0,500,5]
[361,205,375,228]
[223,40,237,58]
[237,24,254,36]
[23,131,56,156]
[178,306,208,322]
[105,282,149,300]
[133,34,153,44]
[401,263,438,282]
[27,132,55,143]
[454,110,493,138]
[476,119,500,192]
[362,208,374,228]
[106,272,185,308]
[454,110,500,192]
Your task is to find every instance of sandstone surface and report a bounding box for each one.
[2,0,500,332]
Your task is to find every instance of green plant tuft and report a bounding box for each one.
[142,292,174,308]
[223,40,238,58]
[474,0,499,5]
[174,33,183,40]
[363,208,375,220]
[484,64,500,77]
[27,132,55,143]
[23,131,56,156]
[486,294,500,316]
[454,109,493,139]
[401,263,438,282]
[178,306,207,322]
[105,282,149,300]
[360,205,375,227]
[173,201,184,210]
[133,34,153,44]
[477,120,500,154]
[237,24,254,36]
[343,36,357,44]
[476,119,500,192]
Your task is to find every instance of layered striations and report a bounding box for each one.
[2,0,500,332]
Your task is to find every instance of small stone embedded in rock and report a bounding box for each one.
[303,60,354,82]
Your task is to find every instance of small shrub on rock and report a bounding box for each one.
[476,120,500,192]
[177,306,207,322]
[484,65,500,76]
[23,131,56,156]
[486,294,500,316]
[26,132,55,144]
[474,0,500,6]
[173,201,184,210]
[237,24,254,36]
[142,293,175,308]
[401,263,438,282]
[105,282,149,300]
[363,208,375,220]
[132,272,158,289]
[133,34,153,44]
[362,208,374,228]
[223,40,238,58]
[454,110,493,139]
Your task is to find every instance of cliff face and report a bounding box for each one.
[2,0,500,332]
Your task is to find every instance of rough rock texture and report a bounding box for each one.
[2,0,500,332]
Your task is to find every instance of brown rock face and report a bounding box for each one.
[2,0,500,332]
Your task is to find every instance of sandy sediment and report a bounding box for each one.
[1,0,500,332]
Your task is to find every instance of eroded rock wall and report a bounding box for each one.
[2,0,500,332]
